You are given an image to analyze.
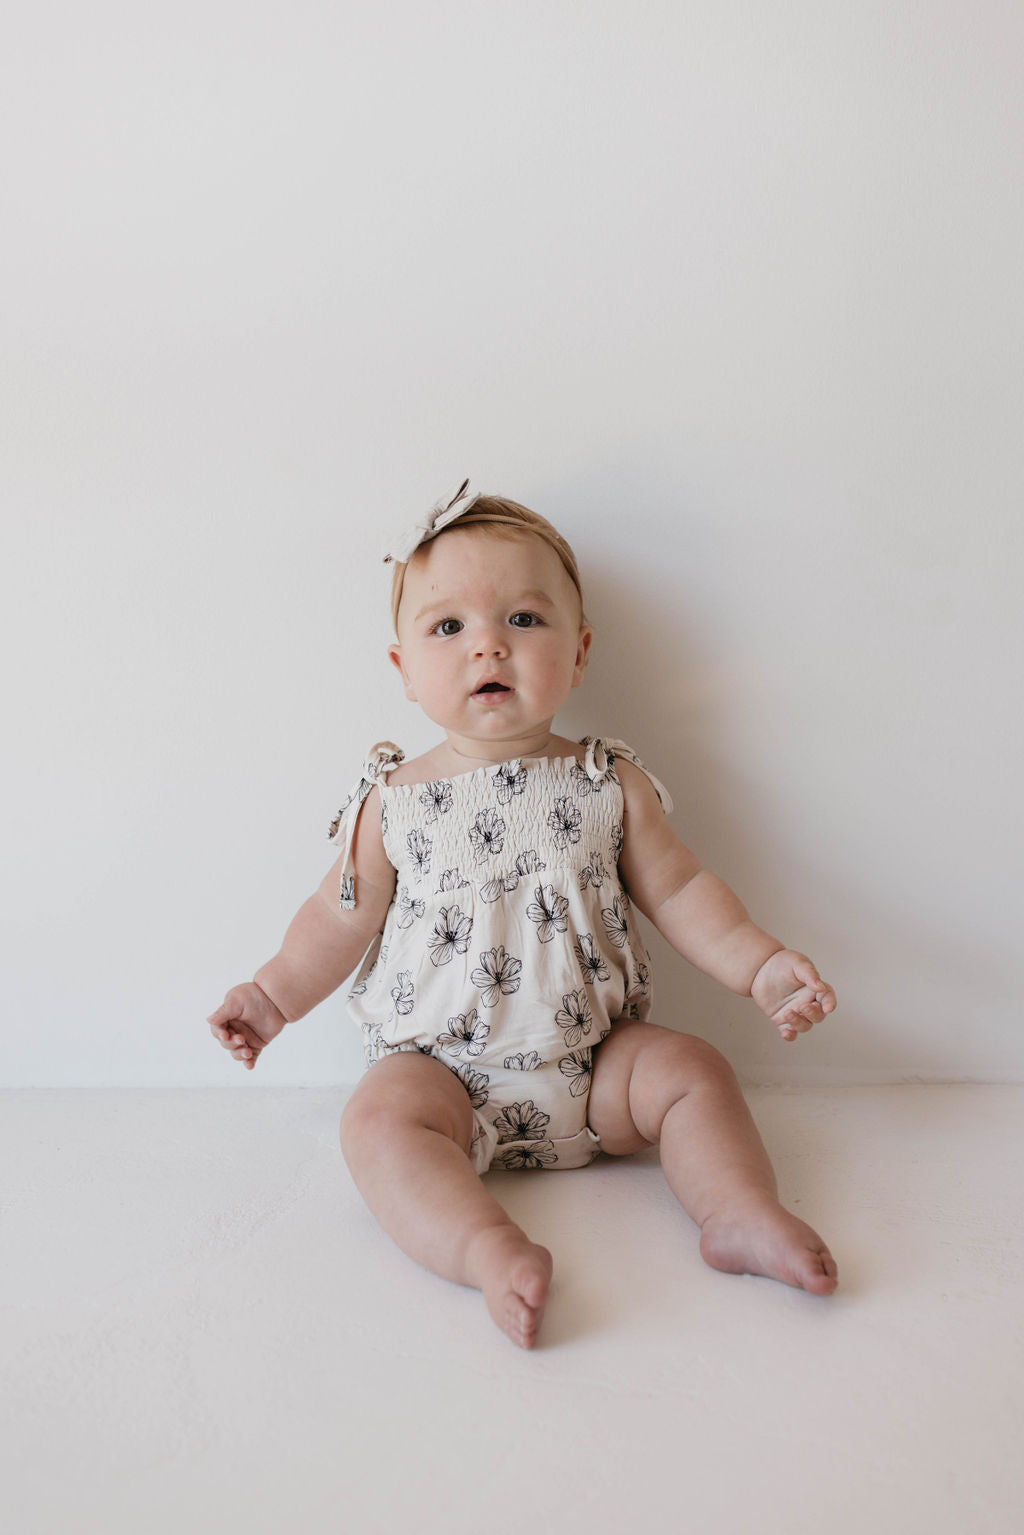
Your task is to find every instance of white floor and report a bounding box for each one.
[3,1085,1022,1535]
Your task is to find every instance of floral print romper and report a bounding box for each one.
[329,737,672,1175]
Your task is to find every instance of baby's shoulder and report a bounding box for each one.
[611,753,651,791]
[385,746,456,787]
[612,754,675,832]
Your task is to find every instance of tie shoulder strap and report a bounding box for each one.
[578,736,674,815]
[327,742,404,908]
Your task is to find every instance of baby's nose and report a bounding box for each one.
[473,627,509,658]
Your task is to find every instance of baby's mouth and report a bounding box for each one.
[474,682,512,695]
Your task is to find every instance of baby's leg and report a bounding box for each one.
[588,1021,837,1295]
[339,1052,553,1348]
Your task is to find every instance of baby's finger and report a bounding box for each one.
[224,1019,257,1047]
[213,1023,250,1050]
[790,956,823,990]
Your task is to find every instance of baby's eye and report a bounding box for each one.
[509,612,538,628]
[434,618,463,637]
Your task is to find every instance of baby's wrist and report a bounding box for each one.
[251,967,295,1024]
[747,945,786,997]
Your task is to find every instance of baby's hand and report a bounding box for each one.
[207,982,288,1071]
[750,950,837,1043]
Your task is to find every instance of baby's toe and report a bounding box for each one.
[799,1247,838,1295]
[504,1294,538,1348]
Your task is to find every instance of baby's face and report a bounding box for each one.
[389,528,591,752]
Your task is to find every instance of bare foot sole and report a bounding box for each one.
[700,1195,838,1295]
[466,1224,554,1348]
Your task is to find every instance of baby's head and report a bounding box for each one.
[386,492,592,742]
[388,494,585,635]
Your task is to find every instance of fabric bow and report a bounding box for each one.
[382,477,480,565]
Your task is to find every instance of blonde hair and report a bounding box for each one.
[390,494,585,633]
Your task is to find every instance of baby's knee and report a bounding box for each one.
[677,1033,737,1082]
[339,1053,473,1156]
[649,1032,740,1105]
[339,1082,384,1157]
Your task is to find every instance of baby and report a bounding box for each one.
[208,480,838,1349]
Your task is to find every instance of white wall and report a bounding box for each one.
[3,1,1021,1087]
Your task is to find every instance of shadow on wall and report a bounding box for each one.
[562,558,1010,1082]
[561,557,742,871]
[559,556,759,1035]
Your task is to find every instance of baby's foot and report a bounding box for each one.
[699,1193,838,1295]
[465,1224,554,1349]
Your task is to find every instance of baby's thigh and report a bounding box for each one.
[339,1049,476,1157]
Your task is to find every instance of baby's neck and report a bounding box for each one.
[442,729,555,767]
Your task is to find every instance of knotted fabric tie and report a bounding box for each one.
[328,742,405,908]
[581,736,674,814]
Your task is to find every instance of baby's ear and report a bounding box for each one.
[387,643,417,701]
[573,623,593,684]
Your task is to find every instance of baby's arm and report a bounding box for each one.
[208,787,397,1069]
[616,761,836,1041]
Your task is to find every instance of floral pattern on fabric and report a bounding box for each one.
[437,868,470,893]
[547,796,583,849]
[391,971,415,1015]
[471,946,523,1007]
[527,883,570,944]
[455,1062,490,1108]
[574,933,610,985]
[601,896,630,950]
[395,887,425,928]
[579,851,608,891]
[493,1099,551,1143]
[555,990,593,1048]
[427,905,473,966]
[419,781,454,823]
[436,1008,490,1058]
[505,1050,544,1071]
[559,1049,593,1098]
[468,808,506,861]
[407,829,432,881]
[494,1140,558,1170]
[492,759,527,803]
